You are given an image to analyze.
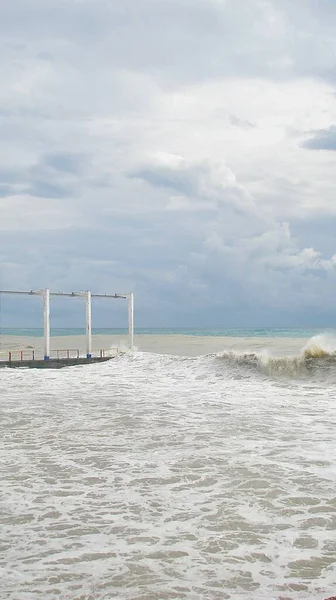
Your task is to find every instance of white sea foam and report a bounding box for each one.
[303,333,336,357]
[0,338,336,599]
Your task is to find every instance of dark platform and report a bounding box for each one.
[0,357,113,369]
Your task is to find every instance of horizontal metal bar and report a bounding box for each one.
[91,294,128,299]
[0,290,129,298]
[51,292,128,299]
[50,348,81,352]
[0,290,42,296]
[50,292,84,297]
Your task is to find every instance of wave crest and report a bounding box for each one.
[304,346,332,359]
[217,334,336,378]
[303,334,336,359]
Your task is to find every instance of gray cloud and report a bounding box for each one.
[129,155,336,317]
[0,153,84,200]
[229,115,255,129]
[0,185,15,197]
[24,181,73,199]
[301,125,336,150]
[131,156,254,212]
[41,152,88,175]
[1,0,336,88]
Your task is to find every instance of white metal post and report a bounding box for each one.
[85,290,92,358]
[43,288,50,360]
[128,292,134,350]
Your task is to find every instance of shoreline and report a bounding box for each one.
[0,333,313,358]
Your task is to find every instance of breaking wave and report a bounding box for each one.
[216,334,336,379]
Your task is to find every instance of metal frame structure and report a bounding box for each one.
[0,289,134,359]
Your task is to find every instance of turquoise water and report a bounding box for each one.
[0,326,331,337]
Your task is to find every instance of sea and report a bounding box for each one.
[1,327,336,600]
[0,326,328,337]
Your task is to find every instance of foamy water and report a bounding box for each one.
[1,335,336,599]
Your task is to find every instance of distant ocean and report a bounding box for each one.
[0,326,331,337]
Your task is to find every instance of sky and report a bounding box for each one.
[1,0,336,327]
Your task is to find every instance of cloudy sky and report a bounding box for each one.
[1,0,336,327]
